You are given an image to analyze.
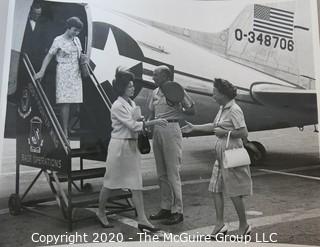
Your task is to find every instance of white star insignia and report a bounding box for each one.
[91,28,142,83]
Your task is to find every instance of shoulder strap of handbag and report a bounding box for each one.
[214,106,223,126]
[225,103,242,150]
[73,37,82,59]
[215,103,235,125]
[226,131,231,149]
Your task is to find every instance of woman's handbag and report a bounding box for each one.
[79,53,90,78]
[74,37,90,78]
[223,131,251,168]
[138,131,151,154]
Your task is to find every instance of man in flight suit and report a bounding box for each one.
[148,65,195,225]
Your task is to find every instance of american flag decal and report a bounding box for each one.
[254,4,294,39]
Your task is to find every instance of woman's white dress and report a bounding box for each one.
[48,35,83,104]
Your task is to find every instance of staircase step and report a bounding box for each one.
[53,167,106,182]
[71,148,99,158]
[70,190,132,208]
[69,129,93,138]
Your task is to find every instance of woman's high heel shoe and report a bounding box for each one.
[138,223,161,233]
[96,212,114,228]
[210,224,228,241]
[237,225,252,242]
[242,225,252,236]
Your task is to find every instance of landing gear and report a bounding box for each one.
[244,141,266,166]
[314,125,318,133]
[82,183,93,192]
[8,194,21,216]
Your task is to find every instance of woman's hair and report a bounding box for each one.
[66,17,83,30]
[112,68,135,97]
[30,2,42,11]
[213,78,237,100]
[158,65,171,80]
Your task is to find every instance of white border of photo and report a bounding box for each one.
[0,0,15,173]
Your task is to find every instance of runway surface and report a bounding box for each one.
[0,126,319,246]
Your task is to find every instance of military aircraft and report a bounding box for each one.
[5,0,319,230]
[6,0,319,165]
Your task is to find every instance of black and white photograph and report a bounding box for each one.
[0,0,320,246]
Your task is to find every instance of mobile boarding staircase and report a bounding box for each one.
[8,53,136,231]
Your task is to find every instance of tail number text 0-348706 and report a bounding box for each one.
[234,29,294,51]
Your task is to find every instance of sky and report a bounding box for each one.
[11,0,319,79]
[47,0,306,32]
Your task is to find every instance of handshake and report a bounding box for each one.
[133,107,168,128]
[180,121,194,134]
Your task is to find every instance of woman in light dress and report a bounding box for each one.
[35,17,84,139]
[97,68,167,232]
[182,78,252,238]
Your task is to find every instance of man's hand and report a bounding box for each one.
[181,121,194,133]
[181,91,195,115]
[214,127,228,138]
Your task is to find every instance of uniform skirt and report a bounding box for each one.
[208,138,253,197]
[103,138,143,190]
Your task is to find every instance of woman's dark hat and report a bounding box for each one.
[161,81,184,104]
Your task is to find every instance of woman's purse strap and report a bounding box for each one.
[226,130,231,149]
[214,106,223,125]
[73,37,82,59]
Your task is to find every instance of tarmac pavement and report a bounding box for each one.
[0,126,319,246]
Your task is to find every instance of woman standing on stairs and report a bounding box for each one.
[97,68,168,232]
[35,17,85,139]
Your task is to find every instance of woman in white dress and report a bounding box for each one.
[97,69,168,232]
[35,17,84,139]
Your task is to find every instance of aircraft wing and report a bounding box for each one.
[251,83,317,111]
